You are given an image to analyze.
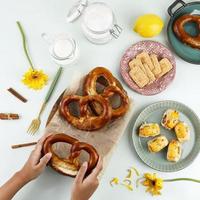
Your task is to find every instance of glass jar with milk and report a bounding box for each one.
[67,0,122,44]
[42,33,79,66]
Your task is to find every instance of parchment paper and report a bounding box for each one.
[44,73,133,176]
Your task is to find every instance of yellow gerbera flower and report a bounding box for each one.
[142,173,163,196]
[22,68,48,90]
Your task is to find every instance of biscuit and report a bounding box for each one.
[129,58,155,83]
[143,63,156,83]
[159,58,173,78]
[136,51,155,71]
[129,66,149,88]
[129,58,146,74]
[150,54,162,77]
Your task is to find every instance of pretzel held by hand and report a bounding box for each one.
[59,95,111,131]
[84,67,129,119]
[43,133,99,176]
[173,14,200,49]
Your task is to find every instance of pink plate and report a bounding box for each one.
[120,40,176,96]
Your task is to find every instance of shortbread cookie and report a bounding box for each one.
[129,58,155,83]
[143,63,156,83]
[150,54,162,77]
[129,58,145,72]
[129,66,149,88]
[136,51,155,71]
[159,58,173,78]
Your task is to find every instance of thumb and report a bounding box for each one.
[37,153,52,169]
[74,162,88,184]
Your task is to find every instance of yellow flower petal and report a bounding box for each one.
[142,179,151,186]
[22,68,48,90]
[110,177,119,186]
[144,173,154,180]
[121,183,133,191]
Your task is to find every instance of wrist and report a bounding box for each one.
[15,170,31,184]
[71,197,89,200]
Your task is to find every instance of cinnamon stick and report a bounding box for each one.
[7,88,27,103]
[11,142,37,149]
[0,113,19,120]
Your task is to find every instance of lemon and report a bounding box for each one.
[134,14,164,38]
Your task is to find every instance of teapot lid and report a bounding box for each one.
[67,0,88,22]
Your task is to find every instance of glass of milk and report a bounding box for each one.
[42,33,79,66]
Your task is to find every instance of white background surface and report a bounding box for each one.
[0,0,200,199]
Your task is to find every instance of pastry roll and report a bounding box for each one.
[174,122,190,143]
[167,140,182,162]
[161,109,179,130]
[139,123,160,137]
[147,135,169,153]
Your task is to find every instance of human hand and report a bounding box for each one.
[71,157,103,200]
[18,135,52,183]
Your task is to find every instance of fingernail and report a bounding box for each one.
[47,153,52,158]
[82,162,88,167]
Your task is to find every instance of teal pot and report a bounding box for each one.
[167,0,200,64]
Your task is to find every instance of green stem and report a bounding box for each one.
[164,178,200,183]
[16,21,34,70]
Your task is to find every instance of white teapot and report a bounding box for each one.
[67,0,122,44]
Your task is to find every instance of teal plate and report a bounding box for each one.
[132,100,200,172]
[167,0,200,64]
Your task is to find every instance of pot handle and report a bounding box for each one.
[168,0,186,17]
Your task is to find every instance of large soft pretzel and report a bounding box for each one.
[84,67,129,119]
[173,14,200,49]
[102,86,130,119]
[59,95,111,131]
[43,133,99,176]
[84,67,124,94]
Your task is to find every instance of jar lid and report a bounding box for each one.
[67,0,88,22]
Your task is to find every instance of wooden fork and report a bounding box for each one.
[27,67,62,135]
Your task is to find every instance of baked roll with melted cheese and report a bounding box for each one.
[174,122,190,143]
[147,135,169,153]
[167,140,182,162]
[161,109,179,130]
[139,123,160,137]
